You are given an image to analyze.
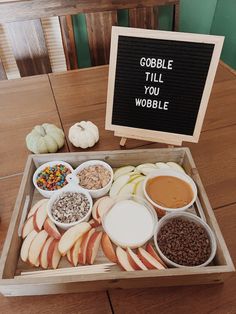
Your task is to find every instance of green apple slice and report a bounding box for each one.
[113,166,135,181]
[118,183,135,196]
[166,162,185,173]
[134,180,145,198]
[130,176,145,185]
[140,167,158,176]
[128,174,142,182]
[155,162,170,169]
[109,174,130,197]
[135,163,156,173]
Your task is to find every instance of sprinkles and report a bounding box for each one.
[36,164,71,191]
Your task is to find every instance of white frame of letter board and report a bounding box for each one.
[105,26,224,145]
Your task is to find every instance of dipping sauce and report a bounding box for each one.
[146,176,193,208]
[103,200,155,248]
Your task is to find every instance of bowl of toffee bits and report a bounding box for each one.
[47,186,93,230]
[74,160,113,198]
[154,212,216,268]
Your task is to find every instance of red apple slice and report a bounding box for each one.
[137,248,165,270]
[87,231,103,265]
[97,197,115,218]
[22,215,34,239]
[67,250,72,264]
[33,202,48,232]
[51,241,61,269]
[58,222,91,256]
[92,198,102,222]
[47,239,56,267]
[20,230,38,262]
[88,218,100,228]
[70,237,83,266]
[127,247,147,270]
[27,199,48,218]
[146,243,166,268]
[28,230,48,266]
[44,217,61,240]
[116,247,134,271]
[78,228,95,265]
[101,233,117,263]
[39,236,54,269]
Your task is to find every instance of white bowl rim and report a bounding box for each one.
[101,194,158,248]
[143,168,198,212]
[33,160,74,194]
[153,212,217,268]
[74,159,113,193]
[47,185,93,228]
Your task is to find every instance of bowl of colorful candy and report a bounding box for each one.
[33,161,73,198]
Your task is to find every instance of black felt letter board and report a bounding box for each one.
[112,36,214,135]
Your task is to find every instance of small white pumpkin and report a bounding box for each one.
[26,123,65,154]
[68,121,99,149]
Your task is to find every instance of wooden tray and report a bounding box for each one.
[0,148,234,296]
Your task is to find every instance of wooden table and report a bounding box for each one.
[0,62,236,313]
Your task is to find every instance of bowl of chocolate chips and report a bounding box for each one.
[47,185,93,230]
[154,212,216,268]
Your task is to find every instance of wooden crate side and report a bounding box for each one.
[182,148,235,270]
[0,156,36,279]
[32,148,186,169]
[0,266,231,296]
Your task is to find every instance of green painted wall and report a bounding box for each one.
[72,1,236,69]
[210,0,236,69]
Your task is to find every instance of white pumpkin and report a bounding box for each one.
[68,121,99,149]
[26,123,65,154]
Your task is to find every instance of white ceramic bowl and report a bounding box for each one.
[154,212,217,268]
[74,160,113,198]
[102,194,158,249]
[47,184,93,230]
[143,168,197,213]
[33,161,74,198]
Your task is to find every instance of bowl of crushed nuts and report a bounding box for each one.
[74,160,113,198]
[154,212,216,268]
[47,185,93,230]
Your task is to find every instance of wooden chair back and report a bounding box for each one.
[0,0,179,80]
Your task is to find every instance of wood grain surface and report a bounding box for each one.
[0,75,68,177]
[7,19,51,77]
[0,61,235,311]
[59,15,78,70]
[86,11,118,65]
[129,7,158,29]
[0,0,179,23]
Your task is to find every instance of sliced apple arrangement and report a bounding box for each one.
[110,162,185,198]
[20,160,184,272]
[20,199,63,269]
[20,199,105,269]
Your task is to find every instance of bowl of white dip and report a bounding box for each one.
[102,195,157,249]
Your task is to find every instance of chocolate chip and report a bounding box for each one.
[157,218,211,266]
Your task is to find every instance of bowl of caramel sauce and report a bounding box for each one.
[143,169,197,213]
